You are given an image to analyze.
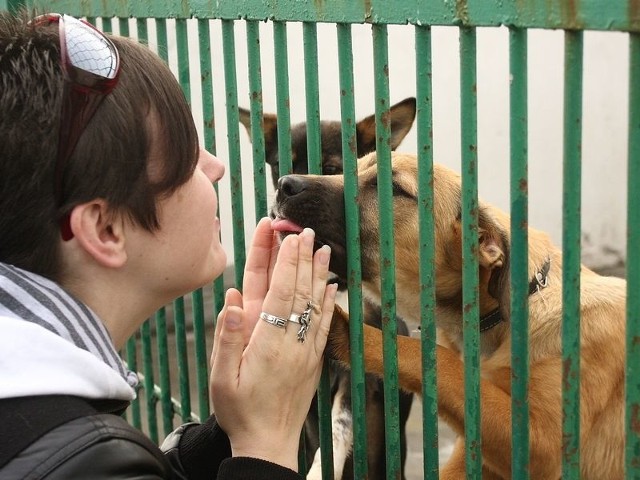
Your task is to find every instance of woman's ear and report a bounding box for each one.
[68,201,127,268]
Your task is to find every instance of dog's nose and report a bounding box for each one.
[277,175,308,198]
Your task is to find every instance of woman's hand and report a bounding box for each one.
[209,217,337,471]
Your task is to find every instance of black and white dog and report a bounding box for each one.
[240,98,416,479]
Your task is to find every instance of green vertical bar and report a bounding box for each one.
[126,337,142,430]
[415,24,439,479]
[372,23,401,480]
[174,17,194,425]
[302,20,334,480]
[4,0,26,14]
[191,289,209,420]
[626,32,640,480]
[303,22,322,176]
[133,37,147,364]
[509,27,530,479]
[221,19,246,287]
[195,20,214,422]
[561,29,583,480]
[175,19,190,106]
[336,22,368,480]
[246,20,268,220]
[199,19,216,155]
[155,307,174,438]
[459,26,482,477]
[141,319,158,443]
[118,17,129,37]
[152,17,173,438]
[136,17,147,43]
[156,19,169,63]
[197,18,225,319]
[101,17,112,34]
[174,296,192,421]
[273,21,293,178]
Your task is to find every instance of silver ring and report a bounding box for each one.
[295,301,316,343]
[288,313,302,324]
[259,311,287,329]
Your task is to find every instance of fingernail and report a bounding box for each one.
[318,245,331,265]
[301,228,315,246]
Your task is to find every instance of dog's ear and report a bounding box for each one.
[388,97,416,149]
[355,97,417,155]
[478,208,511,308]
[238,107,279,166]
[238,107,252,139]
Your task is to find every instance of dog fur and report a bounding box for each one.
[271,151,626,479]
[240,100,417,479]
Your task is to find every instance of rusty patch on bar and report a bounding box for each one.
[519,178,528,193]
[349,136,357,155]
[455,0,469,25]
[631,0,640,31]
[558,0,584,30]
[631,404,640,434]
[363,0,373,23]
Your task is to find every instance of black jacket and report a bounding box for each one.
[0,395,302,480]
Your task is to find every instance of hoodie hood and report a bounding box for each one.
[0,263,138,401]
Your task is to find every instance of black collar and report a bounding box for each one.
[479,258,551,333]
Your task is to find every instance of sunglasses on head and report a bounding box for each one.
[31,13,120,240]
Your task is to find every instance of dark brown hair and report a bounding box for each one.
[0,10,199,280]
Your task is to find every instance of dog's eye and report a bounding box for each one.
[323,165,342,175]
[392,181,414,199]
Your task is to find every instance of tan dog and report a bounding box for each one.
[270,151,626,479]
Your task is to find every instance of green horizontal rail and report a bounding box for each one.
[30,0,640,32]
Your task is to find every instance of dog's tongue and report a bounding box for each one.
[271,217,304,233]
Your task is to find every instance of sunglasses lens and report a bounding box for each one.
[63,14,118,80]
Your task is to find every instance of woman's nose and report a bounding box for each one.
[199,148,225,182]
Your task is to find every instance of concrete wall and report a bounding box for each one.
[159,20,629,273]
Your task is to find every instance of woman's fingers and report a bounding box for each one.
[313,282,338,355]
[241,217,277,305]
[253,233,299,340]
[212,288,244,368]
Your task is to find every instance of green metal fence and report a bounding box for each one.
[10,0,640,478]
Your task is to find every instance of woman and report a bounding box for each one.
[0,10,337,479]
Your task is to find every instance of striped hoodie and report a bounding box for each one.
[0,262,138,400]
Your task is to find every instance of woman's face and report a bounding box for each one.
[127,147,227,303]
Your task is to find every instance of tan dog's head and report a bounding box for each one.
[271,152,510,326]
[239,98,416,189]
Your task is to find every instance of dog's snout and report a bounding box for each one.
[277,175,308,198]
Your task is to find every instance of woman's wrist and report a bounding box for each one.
[230,435,300,472]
